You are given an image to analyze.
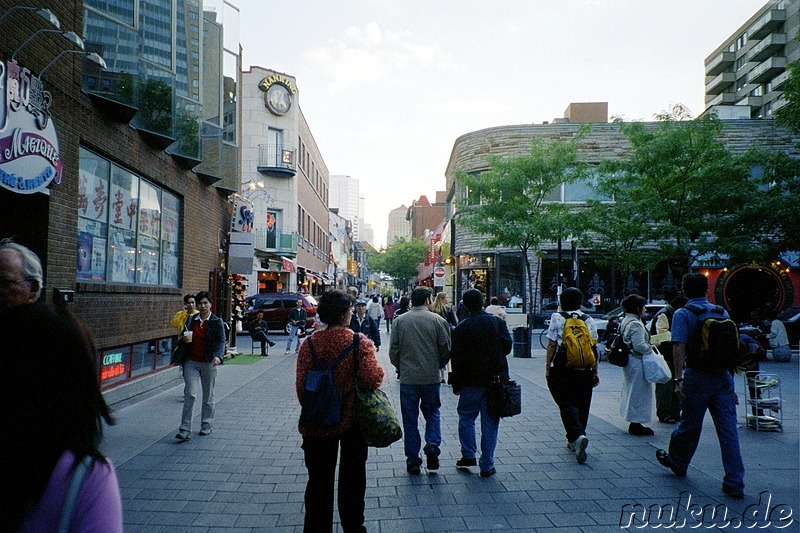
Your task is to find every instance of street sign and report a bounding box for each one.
[434,266,445,287]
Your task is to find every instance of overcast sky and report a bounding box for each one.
[235,0,764,248]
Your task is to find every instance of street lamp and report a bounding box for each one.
[0,7,60,29]
[12,29,84,59]
[40,50,106,78]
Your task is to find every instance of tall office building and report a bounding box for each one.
[387,204,411,245]
[330,174,360,240]
[704,0,799,119]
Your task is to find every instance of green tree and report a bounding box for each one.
[587,105,750,277]
[775,29,800,136]
[368,238,427,292]
[455,131,589,313]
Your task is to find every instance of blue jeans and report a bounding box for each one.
[457,386,500,471]
[180,360,217,432]
[286,323,302,351]
[399,383,442,466]
[668,368,744,490]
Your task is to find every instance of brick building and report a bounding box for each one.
[0,0,241,405]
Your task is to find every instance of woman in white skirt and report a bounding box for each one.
[620,294,655,436]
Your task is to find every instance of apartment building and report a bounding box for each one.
[704,0,799,118]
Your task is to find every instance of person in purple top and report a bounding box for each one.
[1,303,123,532]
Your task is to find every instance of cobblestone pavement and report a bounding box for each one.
[103,332,799,532]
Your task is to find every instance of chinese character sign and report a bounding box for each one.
[0,58,62,194]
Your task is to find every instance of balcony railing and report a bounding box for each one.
[705,51,734,76]
[705,72,735,95]
[257,144,297,177]
[253,229,298,255]
[749,32,786,62]
[749,56,786,85]
[748,7,786,40]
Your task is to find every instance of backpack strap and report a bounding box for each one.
[57,455,95,533]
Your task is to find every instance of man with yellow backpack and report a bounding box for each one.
[544,287,600,464]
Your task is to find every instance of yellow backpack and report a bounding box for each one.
[558,312,597,368]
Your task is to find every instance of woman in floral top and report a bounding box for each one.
[296,289,384,533]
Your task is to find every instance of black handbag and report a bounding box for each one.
[170,343,188,365]
[487,376,521,418]
[605,330,631,367]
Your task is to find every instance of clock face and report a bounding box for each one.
[266,84,292,115]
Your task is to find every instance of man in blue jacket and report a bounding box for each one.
[450,288,512,478]
[656,273,745,499]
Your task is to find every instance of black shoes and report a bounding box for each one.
[268,341,276,347]
[658,416,679,424]
[406,463,421,475]
[628,423,655,436]
[456,457,477,469]
[655,449,686,477]
[722,483,744,499]
[479,467,496,478]
[426,452,439,472]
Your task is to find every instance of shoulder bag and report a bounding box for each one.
[352,334,402,447]
[487,376,522,418]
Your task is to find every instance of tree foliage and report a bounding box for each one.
[455,130,589,311]
[367,238,427,292]
[585,105,752,272]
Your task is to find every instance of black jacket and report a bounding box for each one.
[349,314,381,347]
[450,310,512,388]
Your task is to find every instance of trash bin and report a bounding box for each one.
[513,326,530,358]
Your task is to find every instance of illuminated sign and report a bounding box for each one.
[0,59,62,194]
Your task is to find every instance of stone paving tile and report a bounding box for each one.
[104,342,798,531]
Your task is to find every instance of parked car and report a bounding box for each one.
[534,301,603,328]
[594,303,666,340]
[243,293,317,334]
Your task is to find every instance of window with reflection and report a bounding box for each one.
[78,147,181,286]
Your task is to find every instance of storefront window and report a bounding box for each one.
[131,341,156,377]
[100,346,130,388]
[78,147,181,286]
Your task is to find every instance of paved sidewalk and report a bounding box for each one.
[103,333,799,532]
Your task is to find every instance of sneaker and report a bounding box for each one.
[268,341,276,347]
[406,463,421,475]
[479,467,496,478]
[566,440,576,452]
[198,428,212,436]
[456,457,477,469]
[574,435,589,464]
[175,430,191,441]
[722,483,744,499]
[628,423,655,436]
[655,449,686,477]
[426,453,439,472]
[284,350,291,355]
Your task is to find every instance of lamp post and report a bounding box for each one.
[0,7,60,29]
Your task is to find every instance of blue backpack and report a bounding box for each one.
[299,334,358,427]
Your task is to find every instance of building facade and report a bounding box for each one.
[0,0,241,404]
[330,174,360,240]
[704,0,799,118]
[240,66,329,296]
[406,193,446,240]
[386,204,411,245]
[445,112,799,319]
